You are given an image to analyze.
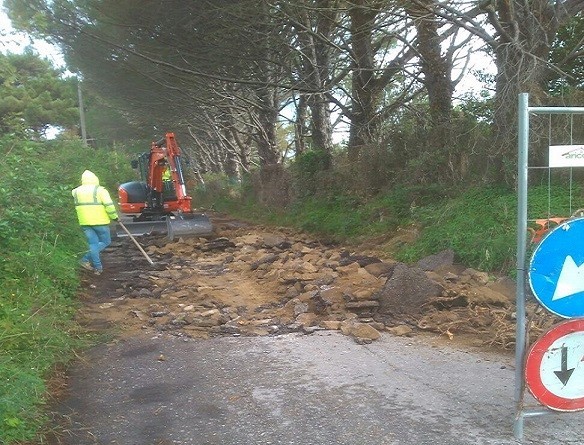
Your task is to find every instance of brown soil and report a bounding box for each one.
[75,212,561,353]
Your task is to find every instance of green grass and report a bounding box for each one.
[0,136,133,443]
[205,177,581,275]
[395,186,518,272]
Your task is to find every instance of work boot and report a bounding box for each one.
[80,261,93,272]
[94,269,103,276]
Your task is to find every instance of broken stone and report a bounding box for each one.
[463,268,490,285]
[261,234,290,249]
[137,288,154,298]
[351,289,378,301]
[310,291,331,315]
[250,253,279,270]
[376,263,442,315]
[201,309,220,317]
[340,320,381,341]
[320,320,342,330]
[151,311,169,317]
[201,237,236,251]
[284,286,301,299]
[364,261,396,278]
[339,254,381,267]
[295,312,319,327]
[345,300,379,310]
[320,287,344,305]
[337,262,361,275]
[368,321,385,331]
[387,325,413,337]
[294,302,309,316]
[417,249,455,271]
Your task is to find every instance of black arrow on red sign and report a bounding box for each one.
[554,346,575,386]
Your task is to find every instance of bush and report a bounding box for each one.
[203,171,582,276]
[0,136,133,443]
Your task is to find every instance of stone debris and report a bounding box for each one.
[78,215,559,350]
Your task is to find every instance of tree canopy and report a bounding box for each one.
[0,51,78,138]
[4,0,583,187]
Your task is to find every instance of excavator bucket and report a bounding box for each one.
[167,213,214,240]
[113,213,213,240]
[113,220,169,238]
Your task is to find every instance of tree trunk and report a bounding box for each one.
[255,86,280,166]
[488,0,572,181]
[294,94,308,157]
[347,1,380,163]
[406,0,454,181]
[296,0,335,154]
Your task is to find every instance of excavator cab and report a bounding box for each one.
[117,133,213,239]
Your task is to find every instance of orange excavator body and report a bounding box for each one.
[117,133,212,238]
[118,133,192,217]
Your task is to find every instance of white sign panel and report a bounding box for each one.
[549,145,584,167]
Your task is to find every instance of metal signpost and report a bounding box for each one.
[514,94,584,439]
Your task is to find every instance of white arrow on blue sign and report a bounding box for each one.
[529,217,584,318]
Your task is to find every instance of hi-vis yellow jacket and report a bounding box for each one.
[162,165,171,181]
[72,170,119,226]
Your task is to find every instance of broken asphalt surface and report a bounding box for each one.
[49,213,583,444]
[57,332,584,445]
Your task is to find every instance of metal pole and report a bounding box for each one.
[78,80,88,146]
[514,93,530,440]
[528,106,584,114]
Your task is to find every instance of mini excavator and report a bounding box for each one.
[116,132,213,239]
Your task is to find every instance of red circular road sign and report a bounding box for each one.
[525,318,584,412]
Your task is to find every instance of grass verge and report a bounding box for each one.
[200,177,581,276]
[0,136,132,443]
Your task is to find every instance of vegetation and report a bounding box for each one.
[200,171,583,276]
[0,52,78,138]
[0,130,580,443]
[0,136,132,443]
[5,1,583,185]
[0,3,582,442]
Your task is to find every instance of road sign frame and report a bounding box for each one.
[525,318,584,412]
[514,97,584,439]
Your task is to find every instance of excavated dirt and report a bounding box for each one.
[76,213,562,352]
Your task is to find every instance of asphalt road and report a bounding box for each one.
[58,331,583,445]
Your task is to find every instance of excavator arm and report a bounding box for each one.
[158,133,192,214]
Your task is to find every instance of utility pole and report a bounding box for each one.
[78,80,88,146]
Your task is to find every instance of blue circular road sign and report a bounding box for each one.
[529,217,584,318]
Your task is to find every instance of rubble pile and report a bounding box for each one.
[78,216,560,350]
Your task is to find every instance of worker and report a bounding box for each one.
[162,162,171,181]
[72,170,119,275]
[161,161,173,195]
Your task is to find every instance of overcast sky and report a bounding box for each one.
[0,1,64,66]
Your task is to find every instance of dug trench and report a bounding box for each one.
[76,212,559,351]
